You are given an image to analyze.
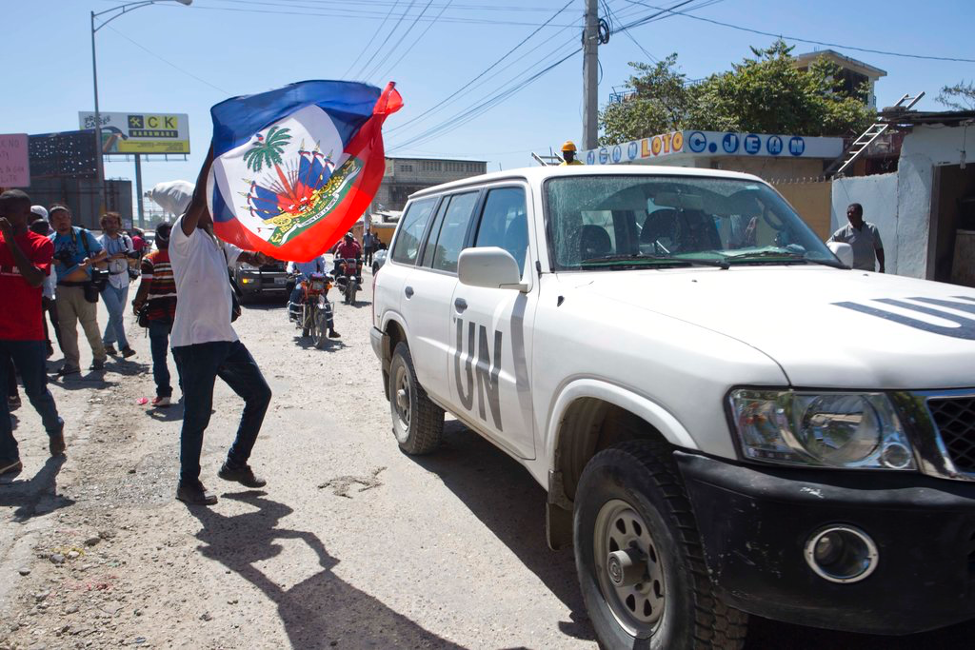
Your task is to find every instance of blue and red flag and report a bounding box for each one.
[206,80,402,262]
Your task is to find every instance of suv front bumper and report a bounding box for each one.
[674,451,974,635]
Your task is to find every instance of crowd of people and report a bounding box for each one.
[1,151,279,505]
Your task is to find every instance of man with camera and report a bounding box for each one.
[49,205,108,376]
[0,190,65,477]
[97,212,137,359]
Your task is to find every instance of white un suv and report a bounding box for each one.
[370,165,975,650]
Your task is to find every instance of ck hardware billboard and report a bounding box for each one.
[582,130,843,165]
[78,112,190,154]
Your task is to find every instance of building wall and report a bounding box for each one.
[708,156,826,181]
[25,178,133,230]
[373,157,487,211]
[772,180,833,239]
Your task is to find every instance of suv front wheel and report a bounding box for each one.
[574,440,747,650]
[388,343,444,454]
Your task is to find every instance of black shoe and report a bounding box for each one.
[218,462,267,488]
[89,359,106,371]
[56,365,80,377]
[104,344,118,356]
[328,329,341,338]
[8,395,21,411]
[49,431,66,456]
[0,459,23,477]
[176,482,218,506]
[121,347,136,359]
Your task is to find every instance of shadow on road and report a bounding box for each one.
[187,491,469,649]
[0,455,73,522]
[409,421,596,643]
[290,335,346,352]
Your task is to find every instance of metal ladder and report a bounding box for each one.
[826,92,925,178]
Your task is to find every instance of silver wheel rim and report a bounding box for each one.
[392,363,411,441]
[594,499,666,638]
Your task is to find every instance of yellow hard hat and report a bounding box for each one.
[561,140,577,152]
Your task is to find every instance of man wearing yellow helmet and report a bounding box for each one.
[559,140,584,166]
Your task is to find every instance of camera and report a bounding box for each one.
[53,247,76,267]
[126,250,141,259]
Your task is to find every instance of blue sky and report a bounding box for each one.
[3,0,974,214]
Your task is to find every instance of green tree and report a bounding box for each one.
[936,81,975,111]
[598,41,875,142]
[598,54,693,145]
[244,126,296,201]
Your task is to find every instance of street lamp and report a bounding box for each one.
[90,0,193,222]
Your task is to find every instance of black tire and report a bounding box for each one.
[313,310,328,349]
[387,342,444,455]
[574,440,747,650]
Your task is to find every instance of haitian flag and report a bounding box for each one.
[206,80,402,262]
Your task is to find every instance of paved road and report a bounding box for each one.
[0,274,971,649]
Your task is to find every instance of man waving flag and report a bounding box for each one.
[207,80,402,262]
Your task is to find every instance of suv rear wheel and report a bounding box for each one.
[388,342,444,454]
[574,440,747,650]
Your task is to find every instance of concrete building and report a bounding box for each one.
[831,111,975,285]
[794,50,887,108]
[372,157,487,212]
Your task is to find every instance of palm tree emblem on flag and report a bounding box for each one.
[242,123,361,246]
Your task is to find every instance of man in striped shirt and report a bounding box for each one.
[132,222,181,407]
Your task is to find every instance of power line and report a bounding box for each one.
[376,0,455,83]
[341,0,401,79]
[104,25,231,94]
[387,0,577,135]
[364,0,437,82]
[624,1,976,63]
[355,1,416,80]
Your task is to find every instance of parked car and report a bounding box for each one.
[370,165,975,650]
[234,258,289,302]
[371,248,387,274]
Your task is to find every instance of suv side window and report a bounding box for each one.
[420,198,450,268]
[473,187,529,275]
[431,192,479,273]
[391,197,438,265]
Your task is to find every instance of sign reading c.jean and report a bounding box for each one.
[78,112,191,154]
[206,80,402,262]
[581,131,842,164]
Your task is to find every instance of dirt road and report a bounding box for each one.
[0,272,970,649]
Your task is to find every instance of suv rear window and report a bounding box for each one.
[391,197,438,265]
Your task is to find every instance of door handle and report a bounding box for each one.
[454,298,468,313]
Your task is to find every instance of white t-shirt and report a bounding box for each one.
[168,216,242,347]
[97,233,134,290]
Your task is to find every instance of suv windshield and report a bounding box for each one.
[544,175,841,271]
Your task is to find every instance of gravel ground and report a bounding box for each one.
[0,268,971,649]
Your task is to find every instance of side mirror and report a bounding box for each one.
[827,242,853,269]
[458,247,528,292]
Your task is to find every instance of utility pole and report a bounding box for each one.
[134,154,144,228]
[582,0,599,150]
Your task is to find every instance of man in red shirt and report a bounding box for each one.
[333,232,361,276]
[0,190,65,477]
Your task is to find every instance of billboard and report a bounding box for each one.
[78,111,190,154]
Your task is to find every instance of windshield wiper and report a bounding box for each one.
[581,253,730,270]
[723,250,845,268]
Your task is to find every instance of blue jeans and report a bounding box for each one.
[149,318,182,398]
[172,341,271,485]
[101,282,130,349]
[0,340,63,463]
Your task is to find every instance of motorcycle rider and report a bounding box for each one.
[333,233,361,278]
[288,255,340,338]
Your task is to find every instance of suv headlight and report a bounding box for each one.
[729,389,916,470]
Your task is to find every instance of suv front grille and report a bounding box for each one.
[927,396,975,474]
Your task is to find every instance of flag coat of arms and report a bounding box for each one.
[207,80,402,262]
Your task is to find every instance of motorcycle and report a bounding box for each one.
[334,257,364,305]
[287,272,339,348]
